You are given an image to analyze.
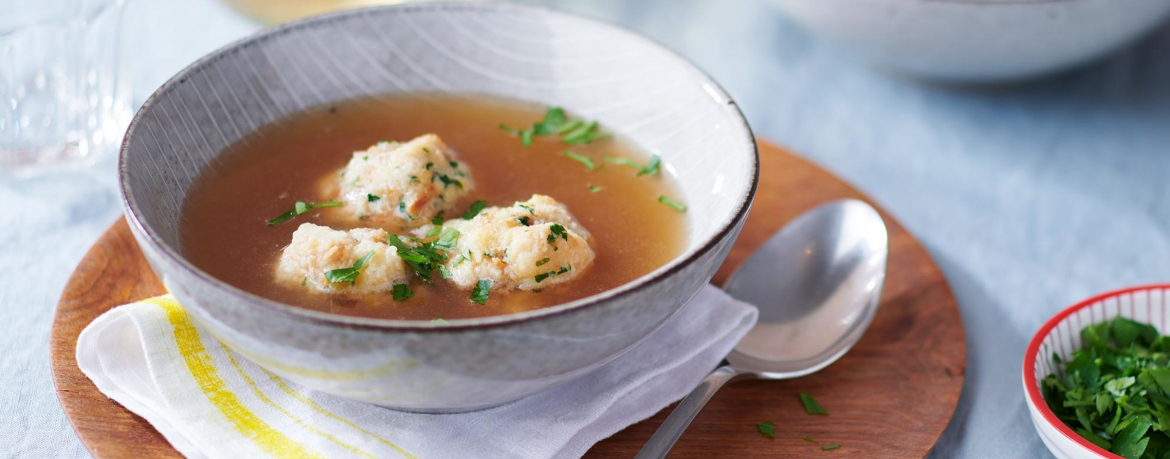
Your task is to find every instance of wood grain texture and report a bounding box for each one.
[50,141,966,458]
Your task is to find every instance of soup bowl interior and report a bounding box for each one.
[120,2,757,411]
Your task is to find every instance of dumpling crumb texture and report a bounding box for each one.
[441,194,595,292]
[276,223,410,294]
[334,134,473,230]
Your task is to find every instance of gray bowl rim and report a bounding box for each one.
[119,1,759,333]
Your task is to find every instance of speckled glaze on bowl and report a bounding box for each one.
[119,3,758,412]
[769,0,1170,83]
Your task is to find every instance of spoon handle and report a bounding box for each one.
[634,365,753,459]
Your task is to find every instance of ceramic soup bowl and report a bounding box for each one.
[119,2,758,412]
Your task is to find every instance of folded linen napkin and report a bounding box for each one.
[76,285,757,459]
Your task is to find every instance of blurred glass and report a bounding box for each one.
[222,0,433,25]
[1,0,133,175]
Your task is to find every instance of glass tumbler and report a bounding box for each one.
[1,0,133,174]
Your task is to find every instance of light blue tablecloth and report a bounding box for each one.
[5,0,1169,457]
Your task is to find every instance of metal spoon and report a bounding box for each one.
[635,199,889,458]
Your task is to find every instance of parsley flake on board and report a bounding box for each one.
[563,151,595,170]
[588,184,603,193]
[822,444,841,451]
[324,250,374,284]
[266,200,343,226]
[755,421,775,439]
[800,393,828,415]
[391,284,413,301]
[802,435,818,443]
[462,200,489,220]
[1041,316,1170,458]
[658,195,687,213]
[470,280,491,305]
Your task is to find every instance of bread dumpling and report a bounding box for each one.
[439,195,594,292]
[276,223,410,294]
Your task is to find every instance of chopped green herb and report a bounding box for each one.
[358,215,367,221]
[501,107,607,146]
[367,194,381,202]
[1041,316,1170,458]
[756,421,775,439]
[517,204,535,214]
[547,224,568,244]
[563,151,595,170]
[432,318,448,324]
[606,155,660,176]
[431,211,445,225]
[534,272,553,283]
[300,277,307,286]
[386,232,450,283]
[471,280,491,304]
[324,250,374,284]
[449,161,459,168]
[800,393,828,415]
[517,216,532,226]
[588,184,603,193]
[266,200,343,226]
[462,200,489,220]
[425,227,442,238]
[532,289,543,293]
[439,264,453,279]
[535,257,550,267]
[822,445,841,451]
[363,155,369,161]
[638,155,661,177]
[452,250,470,268]
[802,436,818,443]
[392,284,413,301]
[425,162,434,170]
[437,174,463,189]
[658,195,687,212]
[432,227,460,251]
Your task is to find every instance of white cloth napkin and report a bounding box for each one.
[76,285,757,459]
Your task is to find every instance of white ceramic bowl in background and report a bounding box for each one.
[119,3,758,412]
[769,0,1170,83]
[1023,285,1170,459]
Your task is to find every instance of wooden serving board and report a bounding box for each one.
[51,141,966,458]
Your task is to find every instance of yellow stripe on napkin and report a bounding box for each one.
[149,297,326,459]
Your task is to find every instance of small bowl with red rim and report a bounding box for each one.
[1024,284,1170,459]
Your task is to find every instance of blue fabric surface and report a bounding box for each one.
[4,0,1169,457]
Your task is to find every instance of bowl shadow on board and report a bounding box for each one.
[924,250,1037,458]
[872,22,1170,94]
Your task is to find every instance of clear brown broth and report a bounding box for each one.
[180,94,688,320]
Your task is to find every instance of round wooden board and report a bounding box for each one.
[51,141,966,458]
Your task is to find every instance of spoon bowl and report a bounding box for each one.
[635,199,888,458]
[725,198,887,378]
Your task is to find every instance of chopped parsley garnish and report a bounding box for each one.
[755,421,775,439]
[588,184,603,193]
[517,216,532,226]
[437,174,463,189]
[800,393,828,415]
[1041,316,1170,458]
[563,151,595,170]
[449,161,459,168]
[547,224,568,244]
[267,200,343,226]
[452,250,471,268]
[367,194,381,202]
[432,318,447,324]
[802,435,818,443]
[425,162,433,170]
[535,265,571,283]
[324,250,374,284]
[606,155,661,176]
[470,280,491,304]
[499,107,608,146]
[535,257,550,267]
[517,204,535,214]
[658,195,687,212]
[386,229,460,283]
[462,200,489,220]
[439,264,453,279]
[392,284,413,301]
[638,155,661,177]
[432,211,444,225]
[822,445,841,451]
[425,227,442,238]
